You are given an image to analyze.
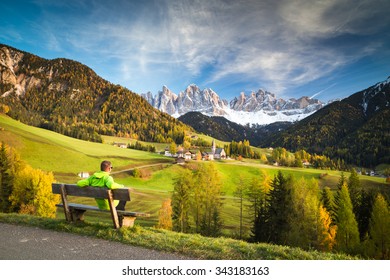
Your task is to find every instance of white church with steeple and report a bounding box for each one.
[210,139,226,160]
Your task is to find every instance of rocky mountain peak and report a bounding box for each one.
[142,84,327,125]
[142,84,228,117]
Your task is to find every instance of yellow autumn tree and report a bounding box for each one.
[317,205,337,251]
[156,198,173,230]
[9,165,59,218]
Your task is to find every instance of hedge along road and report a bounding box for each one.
[0,223,190,260]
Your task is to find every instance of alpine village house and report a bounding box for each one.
[166,140,226,164]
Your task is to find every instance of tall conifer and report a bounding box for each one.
[171,168,194,233]
[335,183,360,253]
[321,186,336,223]
[266,171,292,245]
[369,194,390,259]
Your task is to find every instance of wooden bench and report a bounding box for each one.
[52,183,150,229]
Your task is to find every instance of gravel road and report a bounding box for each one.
[0,223,190,260]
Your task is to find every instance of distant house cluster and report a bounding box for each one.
[165,140,226,164]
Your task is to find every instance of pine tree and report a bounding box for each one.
[348,169,363,236]
[252,200,269,243]
[247,171,269,224]
[266,171,292,245]
[321,187,336,223]
[334,183,360,254]
[249,169,272,243]
[337,172,347,190]
[368,194,390,259]
[171,168,194,233]
[358,190,376,241]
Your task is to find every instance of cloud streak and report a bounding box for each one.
[2,0,389,99]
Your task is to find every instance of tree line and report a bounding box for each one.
[166,163,389,259]
[249,170,389,259]
[169,163,223,237]
[270,147,348,170]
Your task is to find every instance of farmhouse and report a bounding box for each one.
[164,147,171,157]
[78,171,90,178]
[176,156,186,165]
[113,142,127,148]
[202,152,214,161]
[184,151,194,160]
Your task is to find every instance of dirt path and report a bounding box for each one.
[110,162,172,175]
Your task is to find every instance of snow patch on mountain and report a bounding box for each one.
[141,84,326,125]
[224,107,317,126]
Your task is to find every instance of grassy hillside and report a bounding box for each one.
[1,113,388,236]
[0,114,173,179]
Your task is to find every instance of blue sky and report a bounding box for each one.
[1,0,389,102]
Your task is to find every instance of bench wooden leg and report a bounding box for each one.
[120,216,137,228]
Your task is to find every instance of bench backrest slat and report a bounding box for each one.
[52,183,131,201]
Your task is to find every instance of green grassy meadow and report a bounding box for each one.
[0,114,173,177]
[1,113,388,236]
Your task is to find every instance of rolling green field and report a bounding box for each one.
[0,114,174,179]
[1,113,388,236]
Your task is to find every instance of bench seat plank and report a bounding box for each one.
[56,203,150,217]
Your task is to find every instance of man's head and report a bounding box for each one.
[100,160,113,172]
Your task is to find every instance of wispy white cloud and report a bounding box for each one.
[310,83,337,99]
[13,0,389,97]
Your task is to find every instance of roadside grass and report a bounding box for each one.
[0,213,358,260]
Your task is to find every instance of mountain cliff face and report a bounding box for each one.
[229,89,323,113]
[141,85,325,125]
[0,44,190,143]
[142,84,228,117]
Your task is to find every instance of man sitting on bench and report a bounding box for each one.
[77,160,127,211]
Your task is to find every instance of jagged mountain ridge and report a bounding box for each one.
[141,84,325,125]
[142,84,228,116]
